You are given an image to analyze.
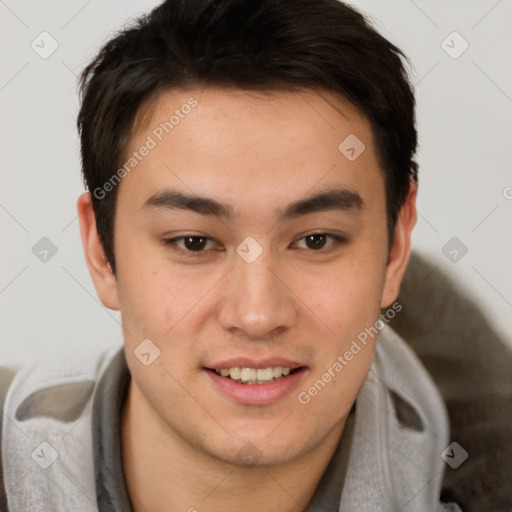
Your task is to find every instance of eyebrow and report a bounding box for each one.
[142,187,364,221]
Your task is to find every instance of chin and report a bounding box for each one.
[201,432,312,469]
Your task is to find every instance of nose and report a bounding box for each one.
[216,247,298,340]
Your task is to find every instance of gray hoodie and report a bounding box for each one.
[0,323,460,511]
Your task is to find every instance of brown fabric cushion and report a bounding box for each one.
[0,365,19,512]
[389,251,512,511]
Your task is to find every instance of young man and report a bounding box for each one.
[3,0,507,510]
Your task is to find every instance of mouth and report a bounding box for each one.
[204,364,308,405]
[208,366,302,384]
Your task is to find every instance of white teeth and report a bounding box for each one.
[257,368,274,381]
[229,367,241,380]
[240,368,257,383]
[214,366,295,384]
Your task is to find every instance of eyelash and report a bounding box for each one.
[162,233,348,256]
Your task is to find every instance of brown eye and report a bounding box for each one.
[293,233,348,251]
[163,235,217,253]
[304,234,327,250]
[182,236,208,251]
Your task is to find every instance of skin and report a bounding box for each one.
[78,86,417,511]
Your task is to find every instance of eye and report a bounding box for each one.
[292,233,347,251]
[163,235,218,253]
[163,232,348,255]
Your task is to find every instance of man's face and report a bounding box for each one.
[110,87,395,466]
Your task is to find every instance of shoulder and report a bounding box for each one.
[0,347,122,512]
[338,324,459,511]
[1,346,120,426]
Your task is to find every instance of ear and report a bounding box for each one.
[77,192,120,310]
[380,181,418,308]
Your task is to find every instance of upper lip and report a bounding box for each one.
[206,357,305,370]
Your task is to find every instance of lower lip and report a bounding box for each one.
[205,368,307,406]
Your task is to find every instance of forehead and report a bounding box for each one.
[118,86,384,218]
[134,86,372,157]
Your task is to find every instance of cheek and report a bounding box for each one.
[295,263,381,416]
[303,257,384,335]
[115,253,213,347]
[115,254,172,344]
[117,275,170,339]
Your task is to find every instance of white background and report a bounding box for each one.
[1,0,511,368]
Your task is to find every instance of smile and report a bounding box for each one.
[213,366,295,384]
[205,366,308,405]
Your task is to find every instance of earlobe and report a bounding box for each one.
[77,192,120,310]
[380,182,418,308]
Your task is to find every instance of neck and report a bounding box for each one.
[120,380,347,512]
